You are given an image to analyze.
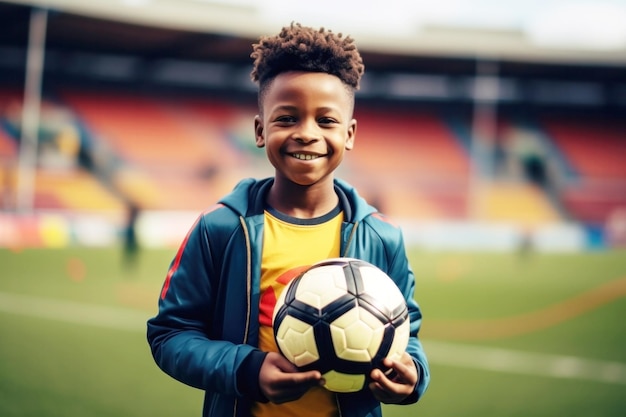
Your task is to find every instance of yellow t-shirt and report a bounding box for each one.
[253,205,343,417]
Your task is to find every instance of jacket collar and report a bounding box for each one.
[218,177,376,223]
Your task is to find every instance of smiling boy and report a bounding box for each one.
[255,70,354,217]
[147,23,430,417]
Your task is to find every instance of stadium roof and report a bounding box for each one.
[2,0,626,66]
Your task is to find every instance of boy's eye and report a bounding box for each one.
[318,117,337,125]
[275,115,296,123]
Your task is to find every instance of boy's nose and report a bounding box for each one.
[293,121,320,143]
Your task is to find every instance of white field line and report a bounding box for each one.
[0,291,149,332]
[1,291,625,385]
[424,341,626,385]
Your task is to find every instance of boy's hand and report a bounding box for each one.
[368,352,418,404]
[258,352,323,404]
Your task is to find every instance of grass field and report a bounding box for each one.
[1,246,625,416]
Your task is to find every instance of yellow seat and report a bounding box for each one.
[473,182,560,226]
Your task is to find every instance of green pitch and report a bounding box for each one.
[1,247,625,417]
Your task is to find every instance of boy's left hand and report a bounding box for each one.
[368,352,418,404]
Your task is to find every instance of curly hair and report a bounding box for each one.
[250,22,365,94]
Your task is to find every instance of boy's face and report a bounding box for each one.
[255,71,356,187]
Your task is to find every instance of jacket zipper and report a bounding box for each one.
[335,394,343,417]
[336,221,358,417]
[240,216,253,344]
[233,216,253,417]
[341,221,359,257]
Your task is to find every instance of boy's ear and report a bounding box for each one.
[254,115,265,148]
[345,118,357,150]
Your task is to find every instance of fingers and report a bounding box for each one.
[259,353,323,404]
[368,354,418,404]
[282,369,323,386]
[376,357,414,382]
[264,370,323,404]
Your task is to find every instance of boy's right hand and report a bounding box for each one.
[258,352,323,403]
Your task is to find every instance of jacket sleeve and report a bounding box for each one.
[386,229,430,403]
[146,213,266,401]
[359,215,431,403]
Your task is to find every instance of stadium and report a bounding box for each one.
[1,1,625,416]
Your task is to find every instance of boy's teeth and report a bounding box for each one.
[293,153,318,160]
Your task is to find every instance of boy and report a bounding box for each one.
[147,22,430,417]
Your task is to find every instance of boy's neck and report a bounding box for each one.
[267,179,339,219]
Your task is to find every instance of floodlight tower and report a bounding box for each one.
[468,58,499,220]
[16,7,47,213]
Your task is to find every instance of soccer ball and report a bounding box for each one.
[272,258,410,393]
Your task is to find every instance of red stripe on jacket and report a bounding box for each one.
[160,204,224,300]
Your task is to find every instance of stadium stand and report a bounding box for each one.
[1,89,126,211]
[540,115,626,226]
[34,168,124,211]
[6,85,616,228]
[0,89,21,160]
[60,91,216,170]
[60,91,251,210]
[541,116,625,179]
[0,124,17,159]
[562,183,626,226]
[353,109,469,179]
[473,181,561,227]
[348,108,470,220]
[1,1,625,251]
[178,98,263,171]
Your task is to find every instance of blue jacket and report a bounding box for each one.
[147,177,430,417]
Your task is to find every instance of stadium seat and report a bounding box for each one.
[34,168,125,211]
[61,91,249,210]
[541,116,626,225]
[473,181,560,226]
[348,109,470,220]
[542,116,625,179]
